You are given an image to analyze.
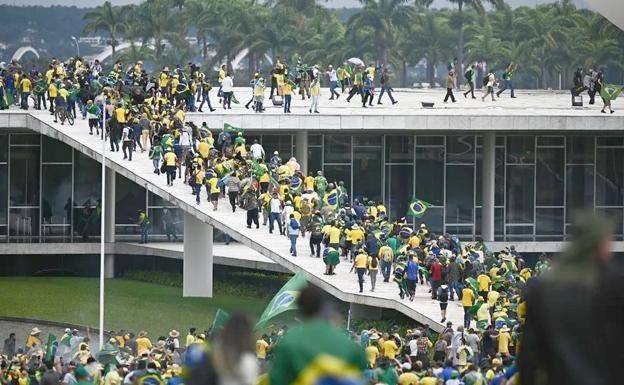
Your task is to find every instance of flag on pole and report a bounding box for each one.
[44,334,58,363]
[255,272,307,330]
[469,297,485,317]
[418,266,431,281]
[600,84,623,101]
[466,277,479,295]
[407,198,432,218]
[211,308,230,336]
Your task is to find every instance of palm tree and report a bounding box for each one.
[464,16,509,69]
[446,0,503,85]
[131,0,188,62]
[83,1,127,61]
[347,0,415,67]
[412,10,455,85]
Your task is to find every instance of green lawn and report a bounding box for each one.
[0,277,267,338]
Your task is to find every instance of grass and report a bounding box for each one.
[0,277,268,338]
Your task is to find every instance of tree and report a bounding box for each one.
[411,10,455,85]
[83,1,127,61]
[446,0,503,85]
[347,0,415,67]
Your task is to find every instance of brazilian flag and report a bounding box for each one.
[211,308,230,336]
[419,266,431,280]
[44,334,58,363]
[600,84,622,101]
[469,297,485,317]
[466,277,479,296]
[223,123,243,135]
[407,198,432,218]
[256,272,307,330]
[323,189,339,210]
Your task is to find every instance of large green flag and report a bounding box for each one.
[407,198,432,218]
[223,122,243,134]
[44,334,58,363]
[418,266,431,281]
[469,298,485,317]
[466,277,479,295]
[600,84,623,101]
[211,308,230,336]
[255,272,307,330]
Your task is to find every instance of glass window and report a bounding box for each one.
[0,135,7,162]
[445,225,473,240]
[354,136,381,146]
[445,165,474,224]
[417,207,443,235]
[72,202,100,240]
[595,208,623,239]
[116,174,146,224]
[446,136,475,164]
[10,134,40,145]
[0,164,7,225]
[566,136,594,164]
[385,136,414,164]
[596,148,624,207]
[536,208,564,236]
[324,164,351,199]
[505,225,534,241]
[308,146,322,175]
[597,137,624,147]
[417,136,443,146]
[9,208,39,239]
[537,136,564,146]
[41,165,72,226]
[415,147,444,206]
[385,165,413,221]
[324,135,351,163]
[9,145,40,206]
[476,207,505,240]
[148,207,182,236]
[506,136,534,164]
[475,147,504,206]
[566,165,594,224]
[261,135,293,160]
[536,147,564,206]
[42,135,72,163]
[506,165,534,224]
[309,135,322,146]
[74,151,101,206]
[353,147,382,203]
[148,191,176,207]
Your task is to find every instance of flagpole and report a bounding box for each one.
[99,92,106,349]
[347,308,351,331]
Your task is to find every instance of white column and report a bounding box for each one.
[183,212,213,297]
[104,168,116,278]
[295,130,308,175]
[481,131,496,242]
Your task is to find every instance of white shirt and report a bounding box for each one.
[250,143,265,159]
[270,198,281,213]
[221,76,234,92]
[328,69,337,82]
[281,205,294,221]
[179,130,191,146]
[122,126,131,141]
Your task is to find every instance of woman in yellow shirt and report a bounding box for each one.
[350,249,368,293]
[367,254,380,291]
[207,174,220,211]
[163,150,177,186]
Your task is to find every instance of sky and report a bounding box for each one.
[1,0,590,8]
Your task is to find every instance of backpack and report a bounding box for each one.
[483,75,490,87]
[370,256,379,269]
[290,218,300,230]
[464,70,471,81]
[127,127,135,140]
[439,286,449,302]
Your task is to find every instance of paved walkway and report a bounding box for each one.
[24,110,464,331]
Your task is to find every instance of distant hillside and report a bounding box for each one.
[0,5,88,61]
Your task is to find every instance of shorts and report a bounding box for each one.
[439,302,448,310]
[210,192,220,202]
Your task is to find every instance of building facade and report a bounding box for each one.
[0,130,620,243]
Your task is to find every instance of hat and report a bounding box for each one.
[446,321,453,327]
[74,366,89,379]
[492,358,502,366]
[401,363,411,371]
[369,333,380,340]
[499,325,510,332]
[30,328,41,335]
[274,151,279,155]
[169,330,180,338]
[65,328,72,333]
[352,224,359,230]
[138,330,147,337]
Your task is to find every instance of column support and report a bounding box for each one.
[104,168,116,278]
[183,212,213,297]
[295,130,308,175]
[481,131,496,242]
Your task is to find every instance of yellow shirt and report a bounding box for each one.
[419,377,438,385]
[208,177,220,194]
[194,170,205,185]
[218,69,225,83]
[328,226,341,244]
[185,334,196,347]
[350,228,365,243]
[497,331,511,354]
[115,107,127,123]
[354,253,367,268]
[462,287,475,307]
[58,88,69,102]
[383,339,399,360]
[367,256,379,271]
[136,337,152,355]
[408,235,421,248]
[282,83,292,95]
[378,246,393,261]
[48,83,58,98]
[25,335,41,348]
[164,152,177,166]
[398,372,418,385]
[364,345,379,367]
[256,339,269,359]
[477,274,492,291]
[45,69,54,84]
[304,176,315,190]
[292,211,302,221]
[20,78,32,92]
[198,141,210,158]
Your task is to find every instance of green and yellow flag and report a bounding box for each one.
[466,277,479,296]
[407,198,432,218]
[600,84,622,101]
[255,272,307,330]
[223,122,243,134]
[44,334,58,363]
[211,308,230,336]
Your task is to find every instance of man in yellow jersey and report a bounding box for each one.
[48,80,58,114]
[19,75,31,110]
[163,150,177,186]
[350,249,368,293]
[207,172,220,211]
